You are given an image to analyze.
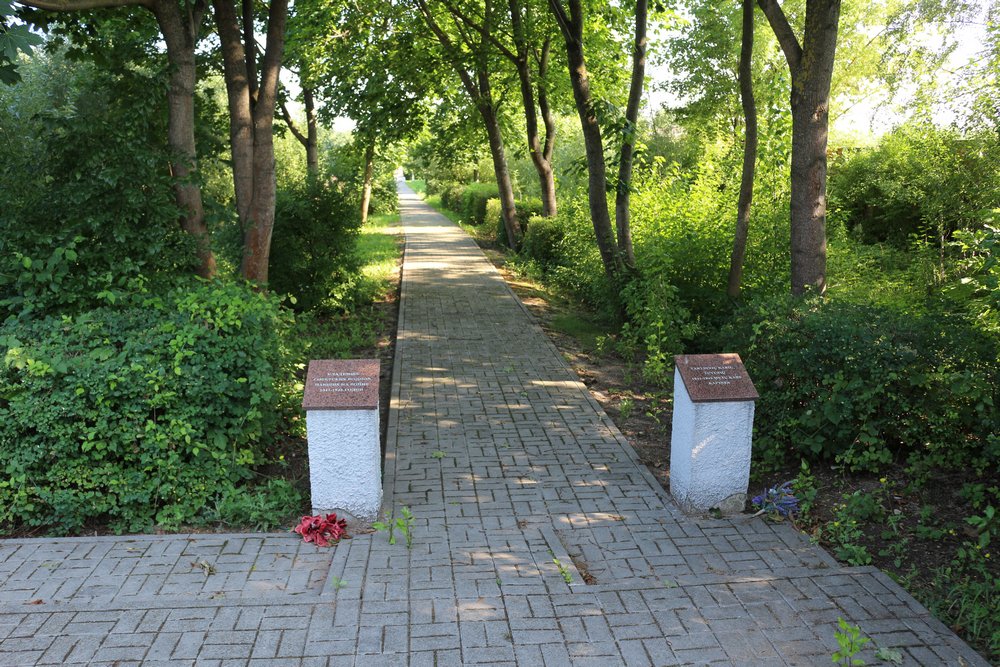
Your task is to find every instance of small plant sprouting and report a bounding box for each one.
[431,450,447,459]
[329,576,347,590]
[373,506,415,549]
[832,618,870,666]
[618,397,634,421]
[552,557,573,584]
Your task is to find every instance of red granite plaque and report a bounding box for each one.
[302,359,379,410]
[674,353,758,403]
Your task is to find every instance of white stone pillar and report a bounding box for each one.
[303,359,381,528]
[670,354,758,515]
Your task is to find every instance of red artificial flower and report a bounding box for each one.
[293,513,348,547]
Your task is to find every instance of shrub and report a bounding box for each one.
[829,124,1000,245]
[0,53,200,319]
[368,172,399,216]
[617,276,698,384]
[521,214,565,268]
[268,178,362,312]
[722,298,1000,473]
[493,197,544,247]
[461,182,500,224]
[440,182,465,212]
[0,282,294,534]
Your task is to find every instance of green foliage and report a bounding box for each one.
[461,182,500,225]
[522,215,567,270]
[829,124,1000,245]
[617,276,698,385]
[925,544,1000,660]
[373,506,414,548]
[722,298,999,473]
[203,479,305,532]
[268,177,362,312]
[832,618,871,665]
[439,182,466,212]
[0,1,43,84]
[951,219,1000,334]
[0,51,200,319]
[496,198,544,247]
[0,282,294,534]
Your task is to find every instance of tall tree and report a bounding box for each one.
[15,0,217,278]
[443,0,560,216]
[547,0,647,278]
[757,0,841,296]
[414,0,523,248]
[727,0,757,299]
[292,0,432,223]
[212,0,288,282]
[613,0,647,269]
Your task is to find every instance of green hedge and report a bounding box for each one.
[494,197,544,247]
[0,282,293,534]
[269,177,362,312]
[720,299,1000,473]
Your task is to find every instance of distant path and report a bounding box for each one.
[0,181,987,666]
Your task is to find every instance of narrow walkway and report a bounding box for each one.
[0,184,987,666]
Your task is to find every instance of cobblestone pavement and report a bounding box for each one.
[0,183,988,666]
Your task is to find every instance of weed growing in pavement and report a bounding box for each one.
[832,618,870,665]
[552,557,573,584]
[373,506,415,549]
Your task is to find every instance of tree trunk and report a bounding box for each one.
[415,0,520,245]
[304,87,319,174]
[360,140,375,225]
[152,0,216,278]
[788,88,830,295]
[509,0,557,218]
[214,0,288,283]
[479,98,522,247]
[537,50,557,217]
[727,0,757,299]
[556,9,621,280]
[214,0,254,226]
[613,0,646,271]
[759,0,840,296]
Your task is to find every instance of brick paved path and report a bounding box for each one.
[0,183,988,666]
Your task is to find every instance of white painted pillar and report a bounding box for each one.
[303,359,381,528]
[670,354,758,515]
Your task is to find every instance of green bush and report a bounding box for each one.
[461,182,500,225]
[829,124,1000,245]
[268,178,362,312]
[440,182,465,212]
[617,276,699,385]
[0,282,294,534]
[0,52,201,319]
[368,172,399,216]
[521,214,565,268]
[722,298,1000,473]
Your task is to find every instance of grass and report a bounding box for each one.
[359,213,402,293]
[290,212,402,360]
